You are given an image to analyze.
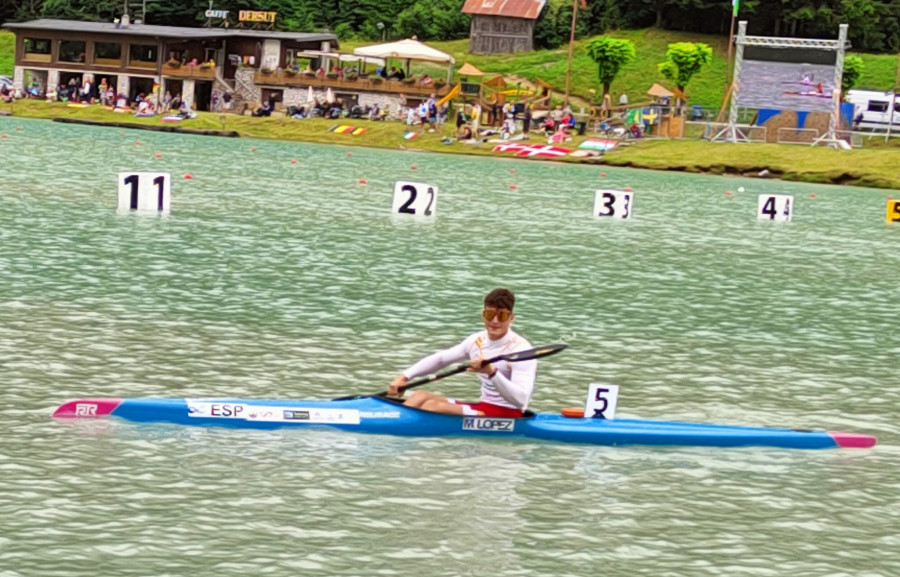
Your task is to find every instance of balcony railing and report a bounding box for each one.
[162,64,217,79]
[252,70,451,97]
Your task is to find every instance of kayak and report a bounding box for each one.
[52,396,876,450]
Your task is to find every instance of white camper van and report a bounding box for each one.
[846,89,900,130]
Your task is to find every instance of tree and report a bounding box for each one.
[585,37,635,99]
[658,41,712,92]
[842,54,864,94]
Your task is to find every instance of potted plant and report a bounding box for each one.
[434,79,446,89]
[165,58,181,68]
[402,77,415,85]
[284,67,298,76]
[325,71,339,79]
[345,72,358,81]
[260,66,275,75]
[371,77,383,84]
[199,61,215,70]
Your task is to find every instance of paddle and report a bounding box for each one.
[334,343,568,401]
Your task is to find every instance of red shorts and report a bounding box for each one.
[449,400,523,418]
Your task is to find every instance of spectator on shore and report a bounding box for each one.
[618,92,628,106]
[523,103,532,137]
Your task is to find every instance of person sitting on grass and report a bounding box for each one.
[252,101,273,117]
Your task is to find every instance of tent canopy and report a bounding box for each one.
[647,83,673,98]
[647,83,686,99]
[483,75,508,88]
[353,38,455,65]
[457,62,485,76]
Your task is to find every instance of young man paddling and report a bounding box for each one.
[387,288,536,417]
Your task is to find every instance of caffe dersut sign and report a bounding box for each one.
[204,7,278,22]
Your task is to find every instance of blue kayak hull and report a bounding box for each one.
[52,396,876,450]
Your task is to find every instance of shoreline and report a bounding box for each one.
[2,102,898,190]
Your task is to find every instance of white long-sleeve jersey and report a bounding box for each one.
[402,329,536,410]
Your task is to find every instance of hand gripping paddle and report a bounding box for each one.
[334,343,568,401]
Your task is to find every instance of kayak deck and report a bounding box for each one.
[52,396,877,450]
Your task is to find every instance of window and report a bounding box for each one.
[95,42,122,60]
[204,48,217,63]
[24,38,51,55]
[868,101,888,113]
[58,40,86,63]
[130,44,157,63]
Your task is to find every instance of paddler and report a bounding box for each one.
[387,288,536,417]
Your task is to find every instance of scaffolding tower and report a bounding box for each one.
[713,22,850,147]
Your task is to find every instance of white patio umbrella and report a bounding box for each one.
[353,38,455,82]
[306,86,314,104]
[326,87,335,104]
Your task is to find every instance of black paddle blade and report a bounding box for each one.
[499,343,568,363]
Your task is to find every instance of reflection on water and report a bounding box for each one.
[1,117,898,577]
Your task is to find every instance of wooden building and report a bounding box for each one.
[461,0,546,54]
[2,19,337,111]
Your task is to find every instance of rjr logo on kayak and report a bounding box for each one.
[462,417,515,432]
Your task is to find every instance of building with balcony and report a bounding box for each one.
[3,19,451,114]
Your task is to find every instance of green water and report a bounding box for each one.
[1,117,898,577]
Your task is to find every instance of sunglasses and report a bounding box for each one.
[482,309,512,322]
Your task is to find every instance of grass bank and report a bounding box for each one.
[3,99,899,190]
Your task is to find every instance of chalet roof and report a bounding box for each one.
[2,19,338,45]
[461,0,546,20]
[483,74,508,87]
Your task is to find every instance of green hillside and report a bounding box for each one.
[0,31,13,76]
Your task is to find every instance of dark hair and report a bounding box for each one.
[484,287,515,311]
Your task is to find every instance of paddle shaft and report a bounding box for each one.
[332,344,567,401]
[393,343,568,395]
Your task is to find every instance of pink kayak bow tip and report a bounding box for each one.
[52,398,122,419]
[828,431,877,449]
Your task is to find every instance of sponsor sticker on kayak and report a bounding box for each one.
[246,406,361,424]
[462,417,516,432]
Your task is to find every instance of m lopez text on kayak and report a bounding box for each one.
[463,417,516,432]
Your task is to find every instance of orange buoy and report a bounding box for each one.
[184,173,193,180]
[725,190,733,196]
[0,134,7,139]
[561,407,585,418]
[251,147,257,152]
[290,159,298,164]
[135,140,141,146]
[624,187,632,192]
[410,165,417,170]
[600,172,607,177]
[358,178,367,185]
[509,184,517,190]
[155,153,162,159]
[810,193,817,199]
[510,169,516,174]
[347,152,353,157]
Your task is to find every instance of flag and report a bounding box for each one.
[402,131,419,140]
[732,0,739,17]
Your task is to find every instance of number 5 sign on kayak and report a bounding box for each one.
[585,383,619,419]
[392,181,438,217]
